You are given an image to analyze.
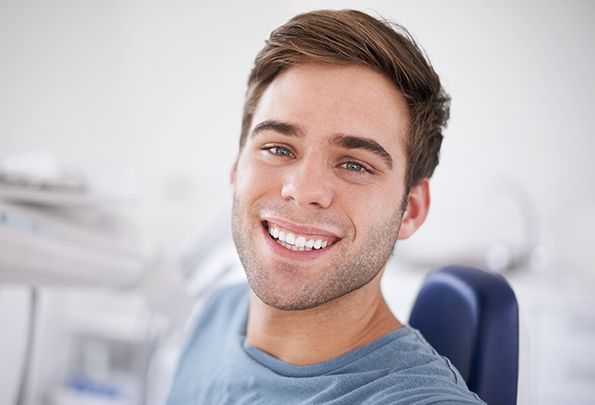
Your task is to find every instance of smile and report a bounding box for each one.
[263,221,339,252]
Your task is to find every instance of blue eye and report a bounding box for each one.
[265,145,295,158]
[342,161,367,173]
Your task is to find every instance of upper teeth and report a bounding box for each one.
[268,226,330,250]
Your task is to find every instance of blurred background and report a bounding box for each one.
[1,0,594,404]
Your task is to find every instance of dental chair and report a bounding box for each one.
[409,265,520,405]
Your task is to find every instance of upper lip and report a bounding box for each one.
[262,217,342,239]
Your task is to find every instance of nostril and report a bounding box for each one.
[280,176,334,209]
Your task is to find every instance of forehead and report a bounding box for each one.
[250,63,410,159]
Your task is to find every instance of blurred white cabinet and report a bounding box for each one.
[510,273,595,405]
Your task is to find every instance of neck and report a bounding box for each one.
[246,272,402,366]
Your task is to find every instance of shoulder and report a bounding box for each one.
[203,282,250,312]
[190,282,249,333]
[366,327,485,404]
[176,281,249,359]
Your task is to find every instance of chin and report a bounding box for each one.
[248,270,372,312]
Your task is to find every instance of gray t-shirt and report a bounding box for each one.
[167,283,485,404]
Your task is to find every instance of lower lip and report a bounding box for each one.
[261,225,337,262]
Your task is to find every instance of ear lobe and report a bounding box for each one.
[397,179,431,240]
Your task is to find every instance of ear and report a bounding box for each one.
[230,155,239,186]
[397,178,431,240]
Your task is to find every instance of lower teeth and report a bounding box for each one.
[276,239,313,251]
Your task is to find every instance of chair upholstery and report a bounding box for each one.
[408,265,519,405]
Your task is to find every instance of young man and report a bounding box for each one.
[167,9,484,404]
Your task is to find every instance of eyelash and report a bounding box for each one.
[264,145,295,158]
[261,145,374,176]
[340,160,371,175]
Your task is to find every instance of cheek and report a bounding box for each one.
[342,184,392,210]
[234,156,281,200]
[338,183,403,227]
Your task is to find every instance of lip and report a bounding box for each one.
[261,217,342,239]
[260,222,339,262]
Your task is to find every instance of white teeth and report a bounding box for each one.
[295,236,306,248]
[286,232,296,245]
[267,224,333,251]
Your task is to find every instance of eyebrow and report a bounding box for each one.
[330,134,393,169]
[251,120,305,138]
[251,119,393,170]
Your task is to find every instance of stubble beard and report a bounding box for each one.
[231,194,404,311]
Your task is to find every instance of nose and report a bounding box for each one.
[280,157,334,209]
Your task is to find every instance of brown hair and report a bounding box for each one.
[240,9,450,192]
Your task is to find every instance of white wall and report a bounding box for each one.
[2,0,594,268]
[1,0,594,403]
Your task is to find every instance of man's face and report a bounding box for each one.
[232,63,412,311]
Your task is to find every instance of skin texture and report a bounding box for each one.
[231,63,430,365]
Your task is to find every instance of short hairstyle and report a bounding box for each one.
[240,9,450,192]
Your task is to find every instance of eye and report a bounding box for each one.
[340,160,370,175]
[262,145,295,158]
